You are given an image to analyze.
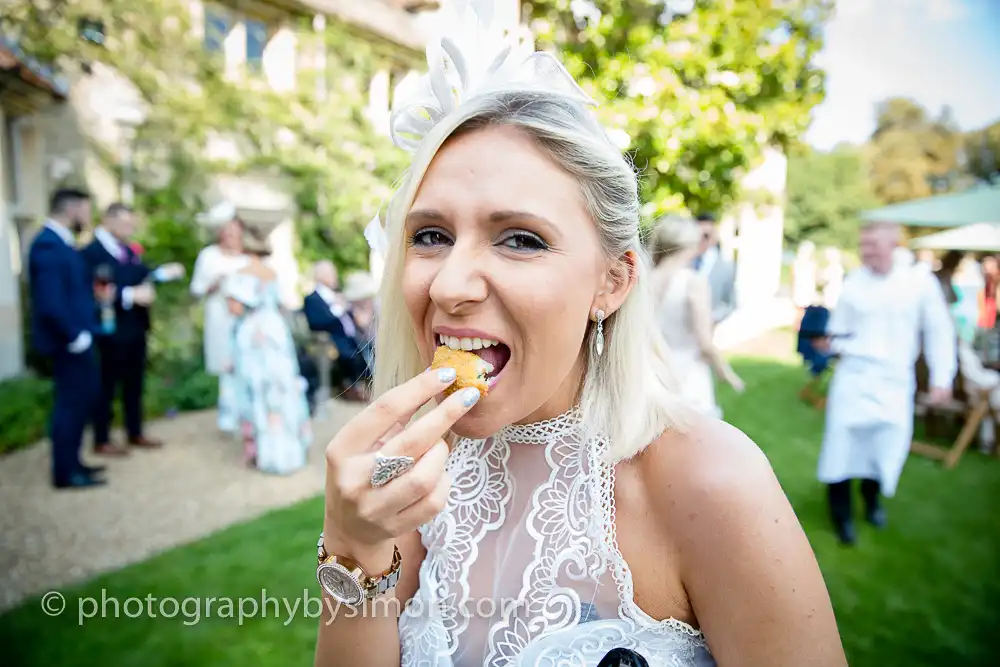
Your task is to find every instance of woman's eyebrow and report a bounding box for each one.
[406,209,448,226]
[488,210,558,234]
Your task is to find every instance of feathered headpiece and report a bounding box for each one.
[363,0,598,255]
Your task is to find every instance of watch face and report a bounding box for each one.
[317,562,365,606]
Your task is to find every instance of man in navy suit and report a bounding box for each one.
[28,189,105,489]
[303,260,370,401]
[81,203,170,454]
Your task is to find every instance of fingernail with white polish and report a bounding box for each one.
[437,368,456,383]
[462,388,481,407]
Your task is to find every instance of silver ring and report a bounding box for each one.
[370,453,415,488]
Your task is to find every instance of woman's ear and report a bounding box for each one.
[595,250,639,317]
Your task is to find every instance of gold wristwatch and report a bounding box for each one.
[315,532,402,607]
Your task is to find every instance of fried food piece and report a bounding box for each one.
[431,345,492,397]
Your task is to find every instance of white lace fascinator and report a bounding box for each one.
[363,0,598,255]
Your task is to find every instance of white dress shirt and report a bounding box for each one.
[95,227,138,310]
[316,284,357,339]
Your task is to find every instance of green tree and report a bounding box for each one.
[0,0,408,273]
[963,119,1000,183]
[526,0,831,219]
[866,97,965,204]
[784,144,879,250]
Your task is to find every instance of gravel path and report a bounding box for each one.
[0,399,364,614]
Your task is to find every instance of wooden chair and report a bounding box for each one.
[910,355,998,469]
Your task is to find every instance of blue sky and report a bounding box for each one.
[806,0,1000,149]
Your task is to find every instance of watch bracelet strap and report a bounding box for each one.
[317,532,401,599]
[361,544,402,598]
[366,562,401,599]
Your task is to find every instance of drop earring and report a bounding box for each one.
[594,309,605,357]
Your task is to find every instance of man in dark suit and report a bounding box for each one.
[28,188,105,489]
[693,213,737,325]
[303,260,370,401]
[80,203,170,454]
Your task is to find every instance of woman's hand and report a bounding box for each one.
[726,371,745,393]
[322,367,479,568]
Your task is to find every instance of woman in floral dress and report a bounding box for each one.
[223,229,311,474]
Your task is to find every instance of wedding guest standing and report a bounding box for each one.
[692,213,736,324]
[815,222,956,545]
[189,201,248,431]
[81,204,160,453]
[649,216,744,418]
[223,228,312,474]
[978,255,997,330]
[28,189,104,489]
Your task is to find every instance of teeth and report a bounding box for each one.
[438,334,500,350]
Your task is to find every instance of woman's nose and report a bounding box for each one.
[428,243,489,313]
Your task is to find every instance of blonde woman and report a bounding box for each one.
[650,217,744,418]
[313,3,845,666]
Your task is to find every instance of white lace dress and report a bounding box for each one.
[398,408,716,667]
[656,268,720,419]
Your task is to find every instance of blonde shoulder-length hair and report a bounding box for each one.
[371,90,692,463]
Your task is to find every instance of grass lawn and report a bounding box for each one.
[2,354,999,666]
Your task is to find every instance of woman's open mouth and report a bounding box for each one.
[435,334,512,389]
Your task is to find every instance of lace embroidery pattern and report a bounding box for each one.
[399,407,711,666]
[484,408,607,664]
[400,434,512,664]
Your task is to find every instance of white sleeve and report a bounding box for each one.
[825,277,854,356]
[189,247,215,297]
[920,272,958,390]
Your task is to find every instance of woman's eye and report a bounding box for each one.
[499,232,548,252]
[411,228,452,247]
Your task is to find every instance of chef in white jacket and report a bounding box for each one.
[815,222,956,545]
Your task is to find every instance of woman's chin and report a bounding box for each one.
[450,409,504,440]
[450,387,524,439]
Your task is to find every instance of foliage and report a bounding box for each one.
[527,0,831,219]
[784,144,880,250]
[2,0,415,404]
[0,375,53,454]
[866,97,967,204]
[0,0,409,274]
[963,119,1000,184]
[3,355,1000,665]
[0,364,217,455]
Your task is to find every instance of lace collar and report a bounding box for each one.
[494,404,583,445]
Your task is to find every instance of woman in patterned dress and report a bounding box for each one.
[223,228,311,474]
